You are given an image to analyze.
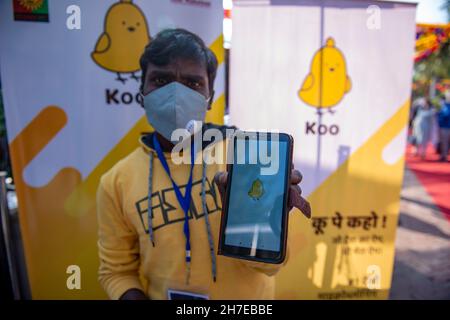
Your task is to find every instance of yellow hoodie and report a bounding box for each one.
[97,128,288,300]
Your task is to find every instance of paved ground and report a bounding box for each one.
[389,168,450,300]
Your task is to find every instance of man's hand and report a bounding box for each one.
[119,288,148,300]
[214,165,311,219]
[287,167,311,218]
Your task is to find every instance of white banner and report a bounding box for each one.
[230,0,416,299]
[1,0,224,187]
[0,0,223,299]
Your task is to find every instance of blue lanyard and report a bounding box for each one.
[152,134,194,267]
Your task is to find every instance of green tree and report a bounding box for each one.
[443,0,450,22]
[414,38,450,84]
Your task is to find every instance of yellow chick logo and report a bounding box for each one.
[298,37,351,114]
[248,178,265,200]
[92,0,150,84]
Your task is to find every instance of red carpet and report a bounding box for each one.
[406,144,450,221]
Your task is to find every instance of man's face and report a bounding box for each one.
[142,57,210,101]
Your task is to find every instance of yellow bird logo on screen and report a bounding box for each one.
[92,0,150,83]
[248,179,265,200]
[298,37,351,114]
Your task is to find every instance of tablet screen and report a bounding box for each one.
[224,136,288,255]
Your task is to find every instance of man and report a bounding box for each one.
[97,28,311,300]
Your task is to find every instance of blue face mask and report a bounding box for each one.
[143,82,209,142]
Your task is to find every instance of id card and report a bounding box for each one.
[167,289,209,300]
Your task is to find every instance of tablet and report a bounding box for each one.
[218,131,293,264]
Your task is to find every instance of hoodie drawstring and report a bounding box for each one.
[147,149,217,282]
[201,159,217,282]
[148,151,155,247]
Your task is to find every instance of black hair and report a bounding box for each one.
[139,28,218,95]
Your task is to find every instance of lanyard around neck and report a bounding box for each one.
[152,134,195,267]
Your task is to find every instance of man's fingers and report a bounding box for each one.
[294,184,302,197]
[289,185,311,219]
[215,169,311,218]
[291,169,303,185]
[299,198,312,219]
[288,165,310,217]
[214,171,228,195]
[214,172,228,203]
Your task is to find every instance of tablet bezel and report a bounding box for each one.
[217,131,293,264]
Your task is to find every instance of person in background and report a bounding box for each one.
[408,98,422,149]
[437,90,450,162]
[412,98,436,159]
